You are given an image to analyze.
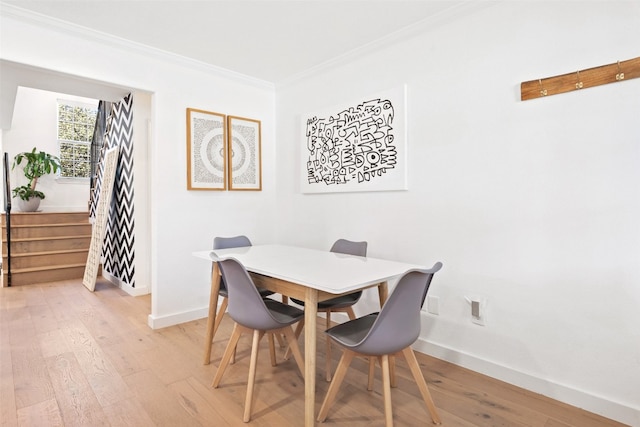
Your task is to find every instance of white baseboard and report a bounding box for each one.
[139,305,639,426]
[146,295,285,329]
[413,339,639,427]
[147,306,209,330]
[102,271,149,297]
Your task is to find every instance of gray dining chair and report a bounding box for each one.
[317,263,443,427]
[288,238,367,381]
[211,236,275,335]
[210,256,305,423]
[204,236,276,363]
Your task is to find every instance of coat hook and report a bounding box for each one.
[616,60,625,81]
[575,70,583,89]
[538,79,547,96]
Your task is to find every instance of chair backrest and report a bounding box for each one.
[330,239,367,257]
[213,235,252,293]
[354,262,443,355]
[216,257,284,330]
[214,235,252,250]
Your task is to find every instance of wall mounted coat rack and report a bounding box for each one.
[521,56,640,101]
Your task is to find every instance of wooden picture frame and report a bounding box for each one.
[227,115,262,191]
[186,108,227,190]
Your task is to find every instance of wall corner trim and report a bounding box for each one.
[147,307,208,330]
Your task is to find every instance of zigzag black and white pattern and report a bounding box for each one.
[98,94,136,287]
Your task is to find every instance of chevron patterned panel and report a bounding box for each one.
[94,94,136,288]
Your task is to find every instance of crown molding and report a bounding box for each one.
[277,1,501,88]
[1,1,500,90]
[0,2,275,90]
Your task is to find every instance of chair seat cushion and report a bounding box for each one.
[264,299,304,326]
[325,313,379,349]
[291,291,361,310]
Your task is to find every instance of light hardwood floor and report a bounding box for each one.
[0,278,628,427]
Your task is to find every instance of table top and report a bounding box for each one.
[193,244,427,294]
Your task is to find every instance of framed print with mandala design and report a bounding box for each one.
[186,108,227,190]
[227,115,262,191]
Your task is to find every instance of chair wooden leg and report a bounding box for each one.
[210,298,230,364]
[326,307,356,383]
[231,344,236,365]
[268,333,277,366]
[282,326,305,377]
[231,322,245,366]
[325,311,332,382]
[381,354,393,427]
[367,357,376,391]
[244,329,261,422]
[212,323,242,388]
[402,347,441,425]
[317,350,355,422]
[204,296,228,365]
[345,306,357,320]
[390,355,397,388]
[213,297,228,337]
[283,319,305,360]
[293,318,305,338]
[275,332,286,348]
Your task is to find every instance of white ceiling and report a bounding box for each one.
[2,0,470,84]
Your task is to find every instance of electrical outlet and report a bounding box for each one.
[468,297,486,326]
[426,295,439,315]
[471,300,480,318]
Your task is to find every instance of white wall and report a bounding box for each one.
[275,2,640,425]
[0,9,278,328]
[3,86,94,211]
[2,2,639,425]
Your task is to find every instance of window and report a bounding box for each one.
[57,100,98,179]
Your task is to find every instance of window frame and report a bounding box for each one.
[56,98,99,181]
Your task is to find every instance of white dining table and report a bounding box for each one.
[193,244,427,427]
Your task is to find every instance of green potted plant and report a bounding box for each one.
[12,147,62,212]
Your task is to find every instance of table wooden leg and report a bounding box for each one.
[203,262,221,365]
[304,287,318,427]
[377,281,388,307]
[376,281,396,386]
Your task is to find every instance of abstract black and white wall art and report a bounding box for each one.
[302,85,407,194]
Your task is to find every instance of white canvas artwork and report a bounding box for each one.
[83,146,119,292]
[301,85,407,194]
